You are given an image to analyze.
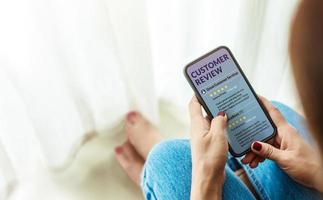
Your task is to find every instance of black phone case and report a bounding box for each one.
[183,46,277,157]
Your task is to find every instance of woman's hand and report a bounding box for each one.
[189,96,228,200]
[242,96,323,192]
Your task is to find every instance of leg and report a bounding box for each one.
[239,101,323,200]
[116,111,256,198]
[125,111,162,159]
[115,111,162,185]
[271,101,315,145]
[142,140,256,200]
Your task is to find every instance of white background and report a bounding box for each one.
[0,0,299,199]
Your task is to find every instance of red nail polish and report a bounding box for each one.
[127,111,136,118]
[115,146,123,154]
[127,111,137,121]
[217,111,225,117]
[253,142,262,151]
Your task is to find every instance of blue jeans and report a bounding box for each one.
[140,102,323,199]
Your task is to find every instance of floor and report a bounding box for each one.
[10,100,189,200]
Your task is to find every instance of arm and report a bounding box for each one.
[188,96,228,200]
[190,167,223,200]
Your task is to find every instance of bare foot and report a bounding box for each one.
[115,140,144,186]
[115,111,162,186]
[125,111,162,159]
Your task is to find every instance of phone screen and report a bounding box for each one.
[184,46,276,156]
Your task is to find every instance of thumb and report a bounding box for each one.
[251,141,283,161]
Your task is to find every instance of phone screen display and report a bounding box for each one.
[184,47,276,156]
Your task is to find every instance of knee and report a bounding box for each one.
[145,139,191,172]
[141,139,192,197]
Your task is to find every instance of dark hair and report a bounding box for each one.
[290,0,323,154]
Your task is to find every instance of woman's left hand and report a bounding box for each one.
[189,96,228,200]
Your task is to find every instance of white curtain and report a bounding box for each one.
[0,0,299,199]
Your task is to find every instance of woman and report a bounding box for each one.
[114,1,323,199]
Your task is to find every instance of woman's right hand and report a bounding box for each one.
[242,96,323,192]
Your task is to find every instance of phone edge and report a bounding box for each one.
[183,46,277,157]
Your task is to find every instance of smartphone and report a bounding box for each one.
[184,46,276,157]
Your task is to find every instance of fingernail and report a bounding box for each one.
[115,146,123,154]
[253,142,262,151]
[217,111,225,117]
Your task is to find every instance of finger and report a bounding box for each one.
[258,157,266,163]
[189,95,203,120]
[258,96,286,126]
[251,141,283,161]
[241,139,272,164]
[267,138,275,145]
[241,152,257,164]
[205,115,212,122]
[249,162,258,168]
[209,111,227,136]
[249,157,263,168]
[241,139,274,165]
[249,155,265,165]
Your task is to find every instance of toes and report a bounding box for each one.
[126,111,148,125]
[114,141,144,185]
[115,143,129,168]
[115,145,123,155]
[126,111,137,124]
[115,141,141,164]
[125,111,148,139]
[126,111,143,124]
[115,141,144,163]
[124,111,161,159]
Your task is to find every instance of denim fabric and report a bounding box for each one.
[141,101,323,200]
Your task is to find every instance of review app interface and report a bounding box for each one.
[186,48,275,155]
